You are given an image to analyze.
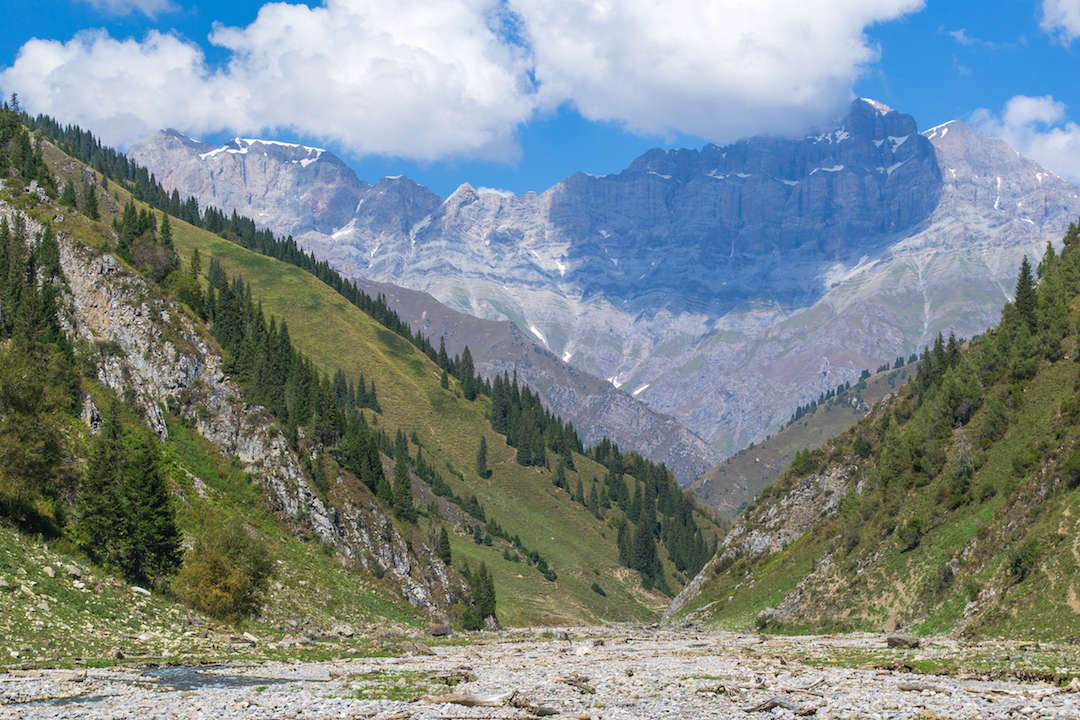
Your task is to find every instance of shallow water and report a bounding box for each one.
[25,665,293,707]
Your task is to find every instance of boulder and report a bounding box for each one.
[886,634,921,649]
[427,623,452,637]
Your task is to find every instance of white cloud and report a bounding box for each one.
[1041,0,1080,43]
[78,0,178,17]
[1,0,925,161]
[509,0,924,141]
[971,95,1080,183]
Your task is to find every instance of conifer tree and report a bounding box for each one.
[460,346,476,400]
[75,409,126,567]
[81,184,99,220]
[437,526,452,564]
[391,450,416,522]
[121,435,182,583]
[59,182,77,209]
[476,436,491,478]
[1015,255,1038,331]
[159,212,173,248]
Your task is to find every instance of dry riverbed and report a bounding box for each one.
[3,628,1080,719]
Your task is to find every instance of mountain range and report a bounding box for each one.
[130,99,1080,499]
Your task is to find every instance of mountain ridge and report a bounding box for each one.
[130,99,1080,484]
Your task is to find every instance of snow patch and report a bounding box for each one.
[888,135,910,148]
[886,161,906,175]
[631,383,650,397]
[528,324,548,346]
[647,171,672,180]
[824,255,878,289]
[778,178,799,186]
[478,187,514,198]
[607,375,623,389]
[860,98,894,115]
[809,165,844,175]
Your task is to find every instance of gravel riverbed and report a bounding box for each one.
[2,628,1078,719]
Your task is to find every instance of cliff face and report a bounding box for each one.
[1,200,462,614]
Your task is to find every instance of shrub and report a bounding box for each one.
[1062,449,1080,489]
[590,582,607,597]
[174,520,274,623]
[789,449,821,477]
[1007,539,1041,584]
[897,516,924,552]
[852,435,873,458]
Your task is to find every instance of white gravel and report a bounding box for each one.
[2,628,1078,719]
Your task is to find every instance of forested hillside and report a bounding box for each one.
[0,100,719,660]
[671,221,1080,640]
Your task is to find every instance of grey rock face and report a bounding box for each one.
[131,101,1080,501]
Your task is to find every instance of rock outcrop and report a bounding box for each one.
[1,200,462,614]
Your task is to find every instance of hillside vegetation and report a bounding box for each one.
[0,102,719,661]
[675,222,1080,641]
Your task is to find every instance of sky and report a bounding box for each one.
[0,0,1078,196]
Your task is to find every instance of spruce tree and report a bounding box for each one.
[81,184,99,220]
[75,409,127,567]
[59,182,77,209]
[121,435,182,583]
[476,436,490,478]
[391,451,416,522]
[437,526,452,564]
[1015,255,1037,331]
[159,212,173,248]
[460,346,476,400]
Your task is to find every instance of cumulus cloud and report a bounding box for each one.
[509,0,924,140]
[2,0,924,160]
[1041,0,1080,43]
[77,0,178,17]
[971,95,1080,183]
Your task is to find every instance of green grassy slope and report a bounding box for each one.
[691,366,913,516]
[166,215,671,625]
[33,135,709,627]
[679,229,1080,641]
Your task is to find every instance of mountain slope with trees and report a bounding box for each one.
[0,102,719,651]
[670,221,1080,640]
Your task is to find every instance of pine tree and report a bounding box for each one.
[391,451,416,522]
[120,435,182,583]
[75,409,126,567]
[437,526,452,564]
[1015,255,1038,331]
[460,346,476,400]
[159,212,173,248]
[440,368,449,389]
[476,436,491,478]
[190,248,201,277]
[81,184,99,220]
[552,459,566,489]
[59,182,77,209]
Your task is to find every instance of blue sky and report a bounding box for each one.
[0,0,1078,196]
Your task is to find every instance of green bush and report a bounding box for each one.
[1007,539,1041,584]
[174,520,274,623]
[1062,449,1080,489]
[590,582,607,597]
[852,435,873,458]
[897,516,924,552]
